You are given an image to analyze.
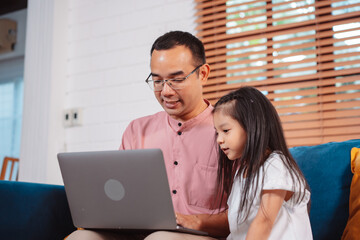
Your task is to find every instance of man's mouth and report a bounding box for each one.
[163,99,180,109]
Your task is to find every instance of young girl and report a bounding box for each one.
[213,86,312,240]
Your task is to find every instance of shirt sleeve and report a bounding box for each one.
[262,153,295,192]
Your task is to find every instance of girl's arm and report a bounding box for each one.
[246,189,289,240]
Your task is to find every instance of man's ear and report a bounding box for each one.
[199,63,211,85]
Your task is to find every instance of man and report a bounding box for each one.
[67,31,229,240]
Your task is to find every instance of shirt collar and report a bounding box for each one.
[167,99,213,132]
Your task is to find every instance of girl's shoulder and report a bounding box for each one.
[262,151,309,199]
[262,151,295,186]
[263,151,287,170]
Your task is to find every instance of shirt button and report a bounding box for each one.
[174,161,178,165]
[178,122,182,127]
[177,131,182,135]
[172,190,177,194]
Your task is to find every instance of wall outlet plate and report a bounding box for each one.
[63,108,83,127]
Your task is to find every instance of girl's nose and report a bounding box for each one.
[216,135,223,144]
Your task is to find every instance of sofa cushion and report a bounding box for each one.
[341,147,360,240]
[289,139,360,240]
[0,181,75,239]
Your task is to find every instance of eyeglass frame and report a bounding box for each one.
[145,64,203,91]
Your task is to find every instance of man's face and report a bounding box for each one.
[150,45,208,122]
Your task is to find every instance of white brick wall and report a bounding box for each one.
[65,0,197,152]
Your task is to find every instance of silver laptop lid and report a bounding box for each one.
[58,149,178,230]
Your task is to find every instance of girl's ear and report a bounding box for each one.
[199,63,210,86]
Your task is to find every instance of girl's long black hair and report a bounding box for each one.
[213,86,309,222]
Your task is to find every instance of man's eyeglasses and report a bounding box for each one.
[145,65,203,91]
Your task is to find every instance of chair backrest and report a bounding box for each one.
[0,157,19,181]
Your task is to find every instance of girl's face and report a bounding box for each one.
[213,111,247,160]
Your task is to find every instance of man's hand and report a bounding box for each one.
[176,213,202,230]
[176,212,229,238]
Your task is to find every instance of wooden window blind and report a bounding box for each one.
[195,0,360,147]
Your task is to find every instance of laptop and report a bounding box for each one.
[57,149,208,236]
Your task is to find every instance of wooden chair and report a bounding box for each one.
[0,157,19,181]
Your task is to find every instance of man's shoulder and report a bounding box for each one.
[121,111,167,149]
[127,111,167,129]
[131,111,167,123]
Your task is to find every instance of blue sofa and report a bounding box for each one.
[290,139,360,240]
[0,181,75,239]
[0,139,359,239]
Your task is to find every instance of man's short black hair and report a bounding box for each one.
[150,31,206,66]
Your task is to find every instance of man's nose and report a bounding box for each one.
[161,81,175,95]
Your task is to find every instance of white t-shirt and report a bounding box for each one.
[227,152,313,240]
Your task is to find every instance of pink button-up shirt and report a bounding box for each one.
[120,101,225,215]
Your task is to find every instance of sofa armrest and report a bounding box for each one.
[0,181,75,239]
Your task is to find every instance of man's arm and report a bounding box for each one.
[176,211,229,238]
